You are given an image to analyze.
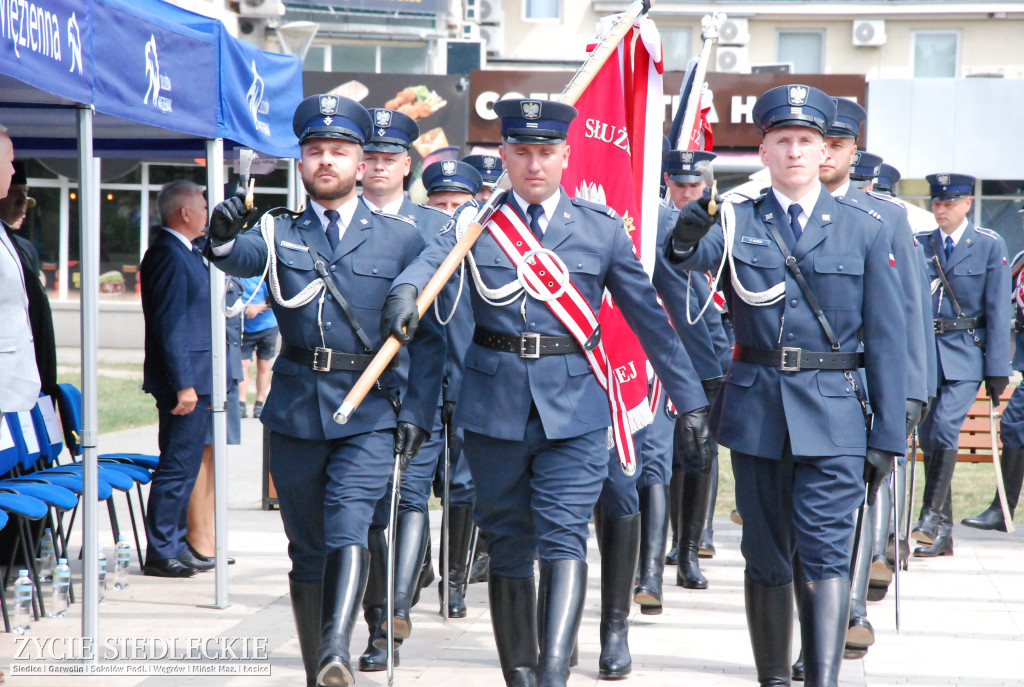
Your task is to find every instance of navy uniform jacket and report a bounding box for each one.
[141,230,213,398]
[225,276,245,384]
[917,222,1011,382]
[393,189,707,442]
[209,199,445,440]
[671,186,908,458]
[841,187,930,404]
[653,203,726,381]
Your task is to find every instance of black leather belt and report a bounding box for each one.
[473,327,583,359]
[934,316,985,333]
[280,341,394,372]
[733,345,864,372]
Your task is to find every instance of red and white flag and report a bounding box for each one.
[562,14,665,437]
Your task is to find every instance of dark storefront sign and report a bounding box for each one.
[303,72,469,173]
[313,0,445,14]
[469,71,867,148]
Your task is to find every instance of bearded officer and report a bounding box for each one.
[206,94,444,687]
[380,98,710,687]
[353,106,453,672]
[668,84,907,687]
[914,173,1010,557]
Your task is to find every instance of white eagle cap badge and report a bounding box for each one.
[937,174,951,186]
[483,156,496,169]
[521,101,542,120]
[319,95,339,115]
[852,152,862,165]
[374,109,392,128]
[788,85,808,106]
[680,151,694,164]
[441,160,457,176]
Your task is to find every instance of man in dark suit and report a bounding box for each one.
[668,84,907,687]
[140,179,216,578]
[382,98,710,687]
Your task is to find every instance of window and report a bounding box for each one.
[777,31,823,74]
[913,32,959,78]
[524,0,559,21]
[660,28,693,72]
[381,45,428,75]
[332,44,377,73]
[303,46,327,71]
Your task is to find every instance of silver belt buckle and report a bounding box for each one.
[312,347,333,372]
[520,332,541,359]
[779,347,801,372]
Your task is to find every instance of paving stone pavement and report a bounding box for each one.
[2,413,1023,687]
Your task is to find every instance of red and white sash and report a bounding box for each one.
[486,203,637,475]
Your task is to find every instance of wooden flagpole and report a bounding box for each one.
[335,0,654,424]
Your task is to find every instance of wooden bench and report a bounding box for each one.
[910,385,1015,463]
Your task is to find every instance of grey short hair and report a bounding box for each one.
[158,180,204,226]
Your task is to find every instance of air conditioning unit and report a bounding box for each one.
[463,0,479,23]
[238,0,285,19]
[718,18,750,47]
[478,0,502,24]
[461,22,481,41]
[715,46,750,73]
[479,23,504,56]
[852,20,886,47]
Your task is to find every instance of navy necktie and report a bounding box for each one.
[324,209,341,252]
[527,204,545,242]
[944,235,954,260]
[788,203,803,244]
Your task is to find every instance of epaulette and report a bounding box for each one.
[974,226,1001,240]
[724,190,757,204]
[865,189,903,207]
[570,196,618,218]
[372,208,417,227]
[835,195,883,222]
[268,206,303,219]
[417,203,452,220]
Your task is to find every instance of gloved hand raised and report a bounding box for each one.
[677,405,714,474]
[208,187,260,243]
[394,421,428,471]
[380,284,420,344]
[863,448,896,507]
[672,192,718,247]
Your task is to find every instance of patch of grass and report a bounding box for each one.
[57,372,157,435]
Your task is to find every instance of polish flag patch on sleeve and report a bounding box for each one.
[889,253,896,267]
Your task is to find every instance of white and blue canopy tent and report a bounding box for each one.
[0,0,301,646]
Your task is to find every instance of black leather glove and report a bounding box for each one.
[394,421,428,471]
[701,376,724,407]
[863,448,895,507]
[208,188,260,243]
[905,399,927,437]
[441,400,456,426]
[380,284,420,344]
[678,405,714,474]
[671,192,718,247]
[985,376,1009,405]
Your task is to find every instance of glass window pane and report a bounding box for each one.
[525,0,559,20]
[914,33,957,78]
[333,45,376,73]
[661,28,693,72]
[381,45,427,75]
[777,32,823,74]
[303,45,327,72]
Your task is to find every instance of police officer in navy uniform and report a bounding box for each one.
[206,94,444,687]
[354,106,453,672]
[381,98,710,687]
[817,98,932,657]
[421,158,483,622]
[963,209,1024,532]
[914,173,1010,557]
[668,84,907,687]
[873,163,901,197]
[463,153,503,203]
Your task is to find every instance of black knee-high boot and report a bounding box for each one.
[536,559,588,687]
[359,530,397,671]
[676,470,712,589]
[799,578,849,687]
[439,504,475,618]
[489,573,538,687]
[962,447,1024,531]
[290,577,322,687]
[318,546,370,687]
[633,485,669,614]
[375,511,429,648]
[599,513,641,679]
[745,575,793,687]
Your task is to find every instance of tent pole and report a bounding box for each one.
[205,138,231,609]
[77,103,100,653]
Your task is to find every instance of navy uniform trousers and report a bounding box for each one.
[210,199,443,581]
[671,187,907,583]
[393,191,707,579]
